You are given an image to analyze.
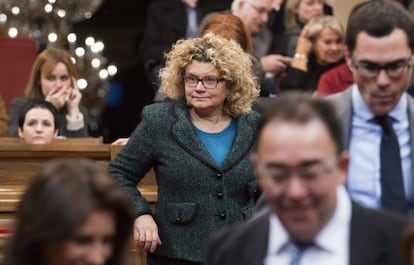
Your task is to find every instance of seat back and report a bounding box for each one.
[0,36,37,112]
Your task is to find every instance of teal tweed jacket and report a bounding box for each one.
[108,100,260,262]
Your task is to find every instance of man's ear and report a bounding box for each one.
[237,0,246,12]
[345,47,353,71]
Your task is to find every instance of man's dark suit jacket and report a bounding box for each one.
[327,88,414,210]
[139,0,232,70]
[205,203,408,265]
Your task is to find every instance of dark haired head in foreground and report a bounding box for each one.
[2,158,134,265]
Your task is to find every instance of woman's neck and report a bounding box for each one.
[190,108,232,133]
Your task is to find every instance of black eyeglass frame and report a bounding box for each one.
[351,55,413,79]
[182,75,226,89]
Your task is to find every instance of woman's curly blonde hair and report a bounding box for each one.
[159,32,259,116]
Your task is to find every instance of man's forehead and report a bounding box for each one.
[351,29,411,61]
[251,0,273,7]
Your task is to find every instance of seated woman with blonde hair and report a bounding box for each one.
[280,15,345,92]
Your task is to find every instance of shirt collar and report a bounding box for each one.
[268,185,352,255]
[313,185,351,254]
[352,84,407,123]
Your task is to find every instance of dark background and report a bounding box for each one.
[73,0,152,142]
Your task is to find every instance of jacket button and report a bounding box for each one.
[216,173,223,179]
[176,217,181,222]
[219,212,226,220]
[217,192,223,199]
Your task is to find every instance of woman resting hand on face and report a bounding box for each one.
[8,48,88,138]
[17,99,59,144]
[280,15,345,92]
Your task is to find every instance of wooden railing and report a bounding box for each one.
[0,138,156,264]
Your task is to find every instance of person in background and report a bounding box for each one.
[205,92,409,265]
[267,0,286,53]
[314,62,354,96]
[231,0,291,74]
[409,1,414,19]
[17,100,59,144]
[280,0,330,57]
[199,12,254,54]
[1,158,135,265]
[198,13,263,89]
[8,48,88,138]
[0,95,8,136]
[139,0,232,98]
[109,32,260,265]
[400,222,414,265]
[327,0,414,215]
[231,0,291,96]
[280,15,345,92]
[112,12,261,145]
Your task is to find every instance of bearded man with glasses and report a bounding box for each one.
[327,0,414,216]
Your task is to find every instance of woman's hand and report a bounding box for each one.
[111,138,130,145]
[291,27,313,72]
[260,54,292,75]
[134,214,162,252]
[66,78,82,118]
[295,27,313,56]
[45,86,69,110]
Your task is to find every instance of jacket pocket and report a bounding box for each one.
[166,202,198,224]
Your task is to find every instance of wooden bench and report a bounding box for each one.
[0,137,104,145]
[0,139,157,265]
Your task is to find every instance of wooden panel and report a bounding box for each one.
[0,142,156,265]
[0,137,103,145]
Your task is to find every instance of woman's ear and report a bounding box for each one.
[18,127,24,138]
[54,129,59,138]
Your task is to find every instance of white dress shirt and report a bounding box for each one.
[348,85,412,209]
[264,185,351,265]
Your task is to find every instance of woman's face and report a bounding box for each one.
[44,210,116,265]
[296,0,323,24]
[313,27,344,65]
[184,61,229,115]
[40,62,72,98]
[18,107,57,144]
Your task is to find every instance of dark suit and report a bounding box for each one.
[139,0,231,71]
[109,100,260,262]
[205,203,408,265]
[327,88,414,208]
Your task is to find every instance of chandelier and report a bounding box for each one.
[0,0,118,135]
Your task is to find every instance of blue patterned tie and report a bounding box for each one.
[375,116,407,213]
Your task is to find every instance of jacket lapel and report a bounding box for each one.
[221,114,256,171]
[406,94,414,208]
[349,203,388,265]
[170,102,218,169]
[240,212,270,265]
[328,87,353,149]
[169,101,257,172]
